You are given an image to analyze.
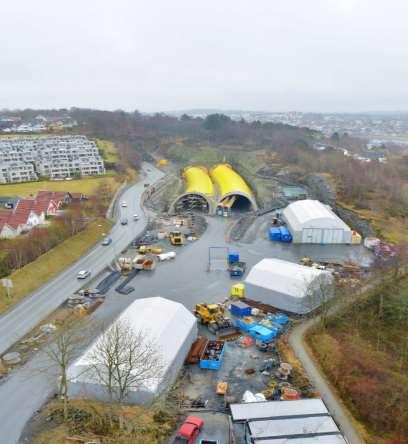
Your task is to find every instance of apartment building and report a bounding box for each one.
[0,135,105,183]
[0,161,38,183]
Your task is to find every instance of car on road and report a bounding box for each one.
[101,237,112,246]
[133,214,139,221]
[121,218,128,225]
[121,201,127,207]
[77,270,91,279]
[172,416,203,444]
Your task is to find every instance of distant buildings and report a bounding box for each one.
[0,135,105,183]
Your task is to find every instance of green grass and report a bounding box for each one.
[96,138,119,163]
[0,218,112,314]
[0,176,119,198]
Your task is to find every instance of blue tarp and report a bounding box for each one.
[230,302,252,317]
[248,325,277,342]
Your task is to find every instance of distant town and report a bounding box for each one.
[171,109,408,148]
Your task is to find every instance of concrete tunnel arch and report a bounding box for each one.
[210,163,258,212]
[172,166,216,214]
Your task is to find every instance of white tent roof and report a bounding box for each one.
[68,297,196,392]
[245,258,332,299]
[283,200,350,231]
[254,436,347,444]
[248,416,339,439]
[230,399,329,421]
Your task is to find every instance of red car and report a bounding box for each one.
[173,416,204,444]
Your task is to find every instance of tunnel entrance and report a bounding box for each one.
[218,194,252,215]
[174,193,210,213]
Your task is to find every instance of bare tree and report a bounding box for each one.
[88,320,164,403]
[40,319,87,421]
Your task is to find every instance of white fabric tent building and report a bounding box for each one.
[230,399,347,443]
[67,297,197,404]
[282,199,352,244]
[244,258,333,314]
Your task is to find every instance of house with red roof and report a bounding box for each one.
[0,209,18,238]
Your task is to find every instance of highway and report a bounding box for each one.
[0,163,164,357]
[0,164,164,444]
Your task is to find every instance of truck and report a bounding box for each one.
[228,261,246,277]
[199,340,226,370]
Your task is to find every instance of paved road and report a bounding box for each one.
[289,319,363,444]
[0,164,164,444]
[0,163,164,357]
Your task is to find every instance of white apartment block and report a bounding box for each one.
[0,162,38,183]
[0,135,105,182]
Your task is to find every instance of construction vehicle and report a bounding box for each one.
[170,231,185,246]
[229,261,246,277]
[194,303,239,338]
[194,303,224,324]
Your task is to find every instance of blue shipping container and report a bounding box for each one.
[230,302,252,317]
[269,227,281,241]
[279,226,292,243]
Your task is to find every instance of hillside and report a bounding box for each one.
[307,273,408,444]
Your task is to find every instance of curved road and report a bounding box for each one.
[289,319,363,444]
[0,163,164,357]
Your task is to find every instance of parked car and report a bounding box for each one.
[77,270,91,279]
[101,237,112,246]
[121,201,127,207]
[172,416,203,444]
[121,218,128,225]
[133,214,139,221]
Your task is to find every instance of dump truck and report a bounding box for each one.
[170,231,185,246]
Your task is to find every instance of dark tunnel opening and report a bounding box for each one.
[174,193,210,213]
[231,195,251,211]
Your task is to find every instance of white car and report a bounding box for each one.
[121,202,127,207]
[133,214,139,221]
[77,270,91,279]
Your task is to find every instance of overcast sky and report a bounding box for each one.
[1,0,407,113]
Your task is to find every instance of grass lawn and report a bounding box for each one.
[0,175,120,198]
[0,218,112,314]
[96,138,119,163]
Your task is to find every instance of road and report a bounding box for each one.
[0,164,164,444]
[289,318,363,444]
[0,163,164,357]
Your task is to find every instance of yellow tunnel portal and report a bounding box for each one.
[210,163,257,212]
[173,166,215,213]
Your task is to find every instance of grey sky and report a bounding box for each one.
[1,0,407,112]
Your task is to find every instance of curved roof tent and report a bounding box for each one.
[282,200,352,244]
[244,258,334,314]
[210,163,257,211]
[172,166,215,213]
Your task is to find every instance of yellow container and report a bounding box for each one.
[231,283,245,299]
[351,231,362,245]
